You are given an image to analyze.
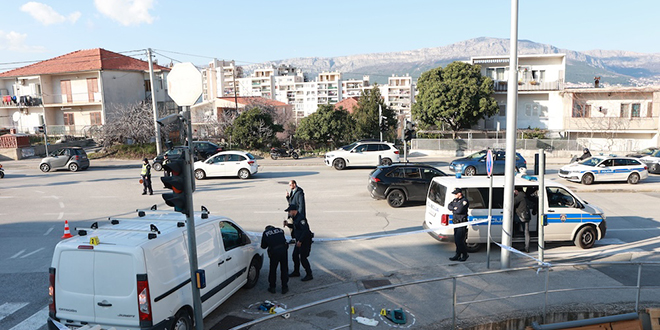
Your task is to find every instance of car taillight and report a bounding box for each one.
[394,150,400,154]
[248,160,255,165]
[48,268,56,316]
[441,214,449,226]
[137,277,152,322]
[73,155,80,160]
[644,166,648,170]
[371,177,381,183]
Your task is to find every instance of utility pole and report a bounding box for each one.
[379,104,383,142]
[147,48,163,155]
[501,0,519,269]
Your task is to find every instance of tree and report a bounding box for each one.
[101,101,157,147]
[225,107,283,149]
[352,85,397,140]
[296,104,356,148]
[412,61,498,138]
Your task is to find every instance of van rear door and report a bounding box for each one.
[55,249,96,324]
[93,251,140,327]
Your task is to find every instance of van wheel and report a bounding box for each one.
[381,157,392,166]
[386,189,405,208]
[333,158,346,170]
[153,162,162,171]
[627,172,640,184]
[464,166,477,176]
[68,163,79,172]
[172,310,193,330]
[581,173,594,185]
[574,226,596,249]
[244,257,260,289]
[466,243,482,253]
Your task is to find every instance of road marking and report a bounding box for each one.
[0,302,28,322]
[44,227,54,236]
[20,248,44,259]
[10,250,25,259]
[58,212,64,220]
[9,306,49,330]
[608,228,660,232]
[0,196,15,199]
[322,210,372,213]
[595,238,626,245]
[254,211,283,214]
[42,196,59,199]
[58,202,64,209]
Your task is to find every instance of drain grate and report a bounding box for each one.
[362,279,392,289]
[210,315,254,330]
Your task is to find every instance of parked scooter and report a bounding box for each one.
[270,143,299,160]
[0,164,4,178]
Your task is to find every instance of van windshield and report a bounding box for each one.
[428,181,446,206]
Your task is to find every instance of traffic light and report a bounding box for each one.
[37,125,45,133]
[379,121,388,132]
[404,129,413,141]
[161,158,188,214]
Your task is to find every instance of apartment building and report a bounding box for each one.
[201,59,240,101]
[341,75,370,99]
[0,48,173,136]
[316,71,342,106]
[470,54,566,136]
[382,74,415,119]
[562,86,660,151]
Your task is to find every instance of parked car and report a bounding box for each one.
[194,151,258,180]
[325,140,400,170]
[638,149,660,174]
[153,141,224,171]
[368,163,447,207]
[39,147,90,172]
[559,155,648,184]
[449,150,526,176]
[626,147,659,158]
[48,209,263,330]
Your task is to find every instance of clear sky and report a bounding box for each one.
[2,0,659,72]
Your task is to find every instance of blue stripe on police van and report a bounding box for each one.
[448,214,602,225]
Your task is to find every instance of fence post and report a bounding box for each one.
[635,264,642,312]
[348,294,353,330]
[452,277,457,329]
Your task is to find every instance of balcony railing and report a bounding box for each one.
[493,80,563,92]
[1,94,42,107]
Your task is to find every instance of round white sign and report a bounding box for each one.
[167,62,203,106]
[12,111,20,122]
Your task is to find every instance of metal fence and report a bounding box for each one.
[412,138,585,152]
[228,261,660,330]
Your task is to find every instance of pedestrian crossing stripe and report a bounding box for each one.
[0,303,48,330]
[0,302,29,321]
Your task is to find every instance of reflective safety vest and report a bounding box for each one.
[141,163,150,176]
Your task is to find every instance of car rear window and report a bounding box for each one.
[246,153,255,160]
[378,144,391,151]
[428,181,447,206]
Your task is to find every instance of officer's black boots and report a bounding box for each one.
[458,254,469,262]
[449,254,460,261]
[289,271,300,277]
[301,273,313,281]
[282,286,289,294]
[268,287,276,293]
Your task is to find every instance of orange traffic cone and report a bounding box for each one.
[61,220,73,239]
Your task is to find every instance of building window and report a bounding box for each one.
[572,103,590,118]
[620,104,630,118]
[648,102,653,117]
[631,103,640,118]
[90,112,102,125]
[498,104,506,116]
[496,68,505,80]
[87,78,98,102]
[63,113,75,126]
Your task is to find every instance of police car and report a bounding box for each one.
[559,155,649,185]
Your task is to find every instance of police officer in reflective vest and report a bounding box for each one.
[449,188,469,261]
[261,225,289,294]
[141,158,153,195]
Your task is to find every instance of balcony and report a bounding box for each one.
[493,80,563,92]
[1,94,43,108]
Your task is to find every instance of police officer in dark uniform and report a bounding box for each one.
[261,225,289,294]
[141,158,153,195]
[514,188,532,253]
[283,204,313,281]
[448,188,469,261]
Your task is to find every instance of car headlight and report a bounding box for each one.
[326,154,334,158]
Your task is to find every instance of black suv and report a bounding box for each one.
[368,163,446,207]
[152,141,224,171]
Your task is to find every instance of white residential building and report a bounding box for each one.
[382,74,415,119]
[316,71,342,106]
[470,54,566,136]
[341,75,370,99]
[201,59,240,101]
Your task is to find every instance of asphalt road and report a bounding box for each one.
[1,158,659,329]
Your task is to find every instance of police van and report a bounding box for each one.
[423,176,606,251]
[48,209,264,330]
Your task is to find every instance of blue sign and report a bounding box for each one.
[486,149,493,177]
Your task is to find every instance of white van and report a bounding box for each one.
[423,176,606,251]
[47,210,264,330]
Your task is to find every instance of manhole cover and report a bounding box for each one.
[210,315,253,330]
[362,279,392,289]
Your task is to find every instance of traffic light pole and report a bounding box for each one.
[182,108,203,330]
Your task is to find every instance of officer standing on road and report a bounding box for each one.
[449,188,469,262]
[261,225,289,294]
[286,180,306,243]
[283,204,313,281]
[141,158,153,195]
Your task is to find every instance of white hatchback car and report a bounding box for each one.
[559,155,648,185]
[325,141,400,170]
[194,151,258,179]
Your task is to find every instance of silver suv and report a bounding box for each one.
[325,141,400,170]
[40,147,90,172]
